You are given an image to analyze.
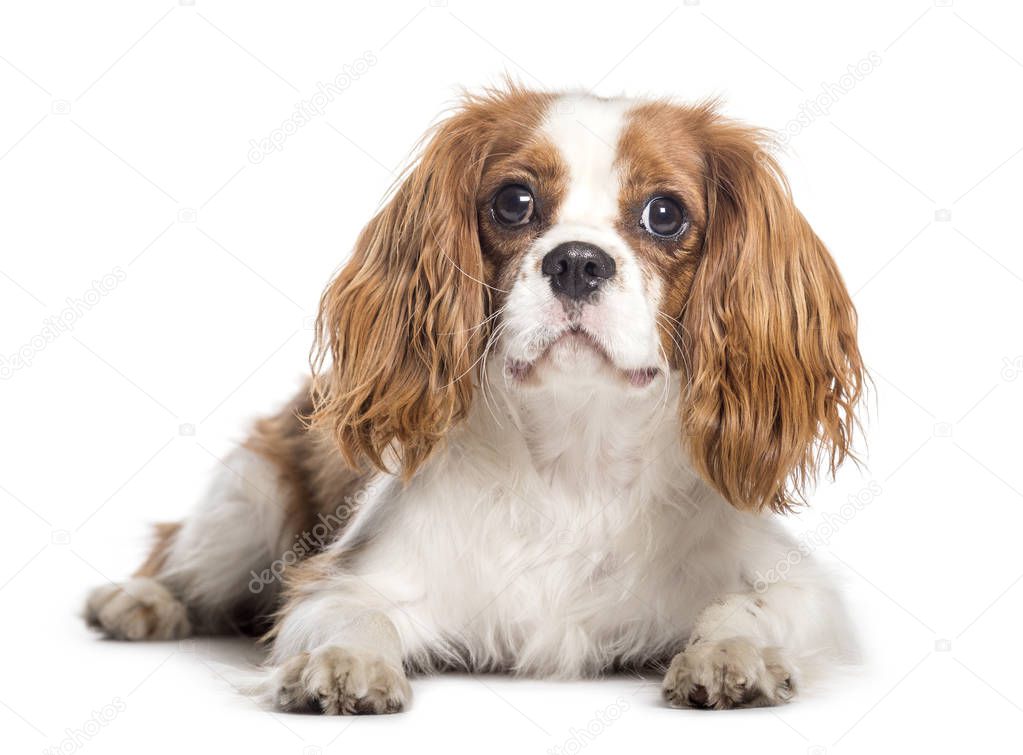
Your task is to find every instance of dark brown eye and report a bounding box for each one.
[492,184,535,226]
[641,196,687,238]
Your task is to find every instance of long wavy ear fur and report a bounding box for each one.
[310,92,505,476]
[682,109,864,512]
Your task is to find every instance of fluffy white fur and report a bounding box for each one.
[266,374,854,688]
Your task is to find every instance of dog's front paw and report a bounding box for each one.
[272,646,411,715]
[84,577,191,641]
[662,637,795,709]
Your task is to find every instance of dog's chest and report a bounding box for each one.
[360,453,719,675]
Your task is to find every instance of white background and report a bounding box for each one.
[2,1,1021,753]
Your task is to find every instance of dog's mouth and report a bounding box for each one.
[505,326,660,388]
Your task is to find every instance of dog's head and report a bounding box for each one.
[312,85,863,512]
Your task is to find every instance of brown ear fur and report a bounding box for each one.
[682,111,864,512]
[310,92,510,476]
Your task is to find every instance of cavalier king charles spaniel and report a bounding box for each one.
[85,85,864,713]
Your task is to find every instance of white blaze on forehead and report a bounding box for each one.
[541,95,633,226]
[503,94,662,377]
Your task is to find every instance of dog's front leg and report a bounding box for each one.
[268,591,411,715]
[662,571,849,710]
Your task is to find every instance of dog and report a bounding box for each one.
[85,84,864,713]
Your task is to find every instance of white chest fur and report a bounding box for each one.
[327,378,776,677]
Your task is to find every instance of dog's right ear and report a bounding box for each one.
[310,108,490,476]
[310,87,549,477]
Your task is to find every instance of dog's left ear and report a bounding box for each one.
[681,114,865,512]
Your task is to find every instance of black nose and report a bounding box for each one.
[541,242,616,300]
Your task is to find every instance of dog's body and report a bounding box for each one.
[85,87,863,713]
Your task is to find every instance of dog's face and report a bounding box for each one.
[479,95,707,391]
[312,86,864,512]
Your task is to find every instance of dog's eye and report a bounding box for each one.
[640,196,688,238]
[492,185,535,226]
